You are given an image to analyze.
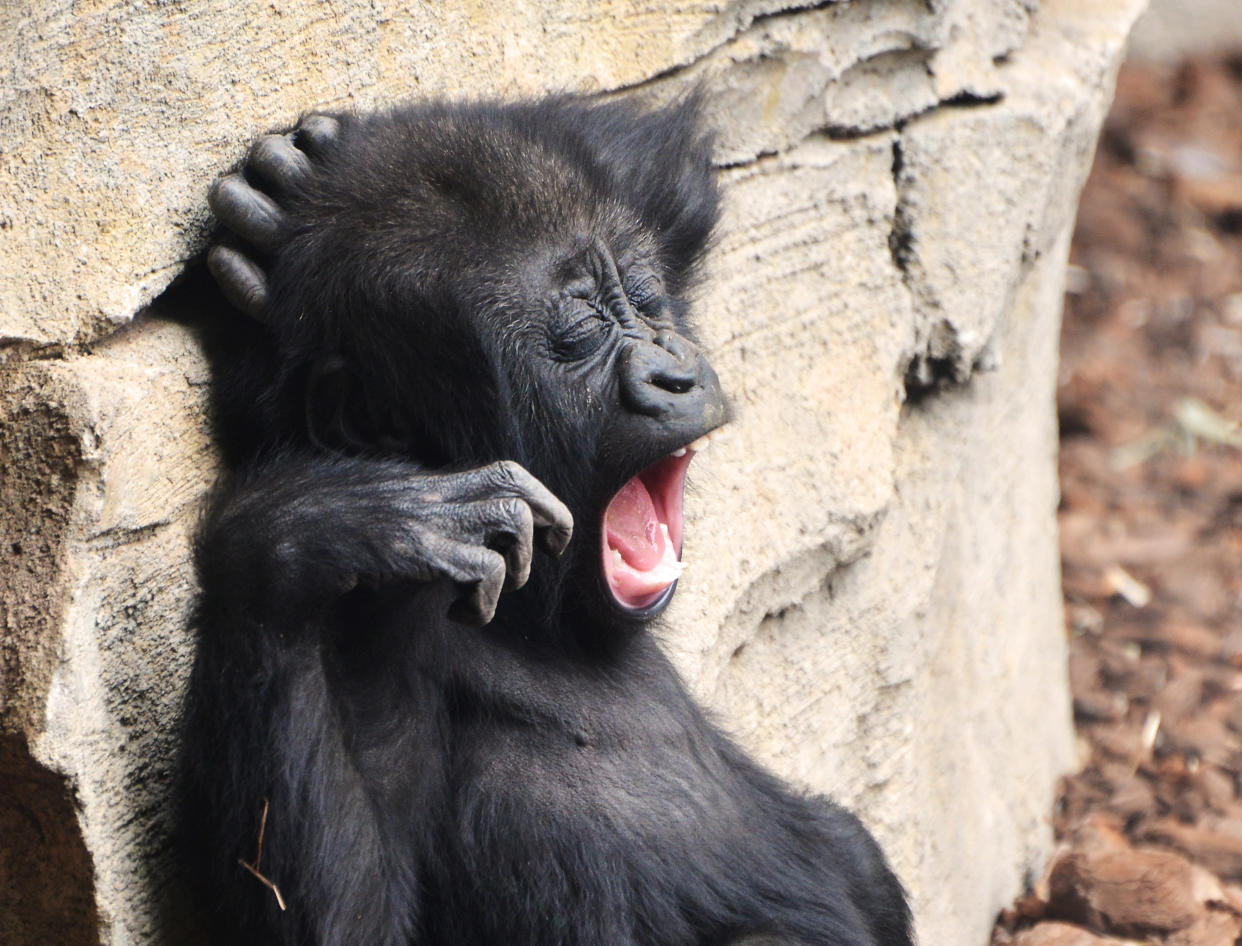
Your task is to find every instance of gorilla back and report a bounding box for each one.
[181,95,913,946]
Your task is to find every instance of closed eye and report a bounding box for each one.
[626,275,661,309]
[551,310,611,360]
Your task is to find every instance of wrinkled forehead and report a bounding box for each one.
[453,206,662,297]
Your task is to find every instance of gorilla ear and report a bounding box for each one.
[305,356,362,453]
[305,355,403,454]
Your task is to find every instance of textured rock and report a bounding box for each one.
[0,0,1147,944]
[1,314,216,944]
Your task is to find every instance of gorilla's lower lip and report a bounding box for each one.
[601,447,696,611]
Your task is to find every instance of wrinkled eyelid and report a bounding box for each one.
[627,274,661,303]
[551,314,610,360]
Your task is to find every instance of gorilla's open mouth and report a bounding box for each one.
[602,433,717,611]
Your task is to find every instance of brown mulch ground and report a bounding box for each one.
[990,55,1242,946]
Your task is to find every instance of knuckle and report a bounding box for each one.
[243,284,266,311]
[220,173,249,201]
[259,134,312,179]
[492,459,521,487]
[250,135,281,163]
[206,244,229,271]
[301,113,334,131]
[207,175,237,212]
[298,114,342,149]
[481,550,507,585]
[504,497,533,532]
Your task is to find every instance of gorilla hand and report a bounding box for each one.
[198,456,573,627]
[206,115,341,321]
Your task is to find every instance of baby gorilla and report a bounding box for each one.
[181,95,913,946]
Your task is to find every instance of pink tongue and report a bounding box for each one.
[605,477,666,570]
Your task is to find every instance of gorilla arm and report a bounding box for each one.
[196,454,572,628]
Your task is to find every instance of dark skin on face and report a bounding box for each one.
[181,98,912,946]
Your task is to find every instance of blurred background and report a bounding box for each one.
[993,2,1242,944]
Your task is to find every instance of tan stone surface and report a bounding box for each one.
[0,0,1038,348]
[2,316,215,942]
[0,0,1148,943]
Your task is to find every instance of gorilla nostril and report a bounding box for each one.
[647,334,699,394]
[620,334,711,417]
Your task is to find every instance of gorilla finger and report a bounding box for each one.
[435,498,533,589]
[464,497,535,591]
[209,174,287,254]
[484,461,574,557]
[295,114,341,158]
[443,547,507,626]
[248,134,312,193]
[537,516,574,559]
[207,245,269,321]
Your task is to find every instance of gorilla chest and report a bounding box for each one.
[446,681,749,868]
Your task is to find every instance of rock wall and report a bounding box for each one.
[0,1,1146,944]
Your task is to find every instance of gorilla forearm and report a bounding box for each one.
[195,453,572,626]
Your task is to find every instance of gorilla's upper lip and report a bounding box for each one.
[600,428,724,612]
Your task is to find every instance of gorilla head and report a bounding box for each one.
[209,96,728,632]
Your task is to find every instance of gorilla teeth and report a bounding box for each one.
[687,435,711,452]
[671,448,687,457]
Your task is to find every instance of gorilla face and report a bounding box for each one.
[480,230,729,618]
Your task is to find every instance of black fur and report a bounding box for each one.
[181,95,913,946]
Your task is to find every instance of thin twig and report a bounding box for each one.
[238,797,285,911]
[255,797,270,867]
[238,858,287,912]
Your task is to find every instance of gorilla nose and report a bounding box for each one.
[619,331,725,425]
